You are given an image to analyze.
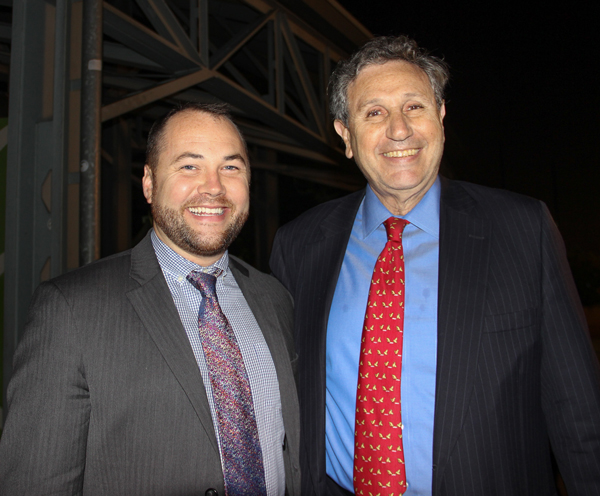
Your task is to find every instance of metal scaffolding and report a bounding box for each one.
[2,0,371,414]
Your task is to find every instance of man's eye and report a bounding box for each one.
[182,164,196,170]
[367,109,382,117]
[407,104,424,111]
[223,165,239,171]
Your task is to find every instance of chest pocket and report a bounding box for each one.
[483,308,538,333]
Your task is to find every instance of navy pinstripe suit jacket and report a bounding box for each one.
[270,177,600,496]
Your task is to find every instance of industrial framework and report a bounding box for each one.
[3,0,370,408]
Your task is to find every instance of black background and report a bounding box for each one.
[332,0,600,303]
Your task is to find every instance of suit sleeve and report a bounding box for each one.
[538,204,600,495]
[0,282,89,495]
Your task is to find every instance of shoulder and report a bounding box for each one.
[229,255,291,299]
[450,179,542,208]
[229,255,271,281]
[443,178,548,227]
[48,249,134,297]
[275,189,365,241]
[45,233,160,299]
[27,245,151,322]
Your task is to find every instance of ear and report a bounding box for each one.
[334,119,354,159]
[439,101,446,142]
[142,165,153,204]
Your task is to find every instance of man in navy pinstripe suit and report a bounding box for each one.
[270,35,600,496]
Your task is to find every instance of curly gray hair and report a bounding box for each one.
[329,35,449,125]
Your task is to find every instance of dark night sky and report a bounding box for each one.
[336,0,600,261]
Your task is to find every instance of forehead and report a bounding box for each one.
[348,60,434,109]
[160,111,246,156]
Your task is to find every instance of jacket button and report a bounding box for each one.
[205,490,218,496]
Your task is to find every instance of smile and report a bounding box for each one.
[383,149,419,158]
[188,206,225,216]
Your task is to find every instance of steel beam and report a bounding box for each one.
[4,0,72,421]
[101,67,213,122]
[103,2,201,73]
[210,11,274,70]
[135,0,202,64]
[79,0,103,265]
[280,15,325,136]
[201,72,343,161]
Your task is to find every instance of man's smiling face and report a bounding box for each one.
[142,110,250,266]
[334,60,446,215]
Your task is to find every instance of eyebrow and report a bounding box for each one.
[173,151,247,166]
[224,153,247,165]
[357,93,425,110]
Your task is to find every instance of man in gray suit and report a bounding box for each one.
[0,102,300,496]
[270,35,600,495]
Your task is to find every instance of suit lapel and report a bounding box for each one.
[229,257,299,413]
[304,190,366,353]
[126,234,220,455]
[230,257,302,494]
[432,179,492,494]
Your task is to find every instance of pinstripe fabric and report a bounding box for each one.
[271,189,362,495]
[270,177,600,496]
[0,233,301,496]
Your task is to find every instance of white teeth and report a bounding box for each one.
[188,207,224,215]
[383,149,418,158]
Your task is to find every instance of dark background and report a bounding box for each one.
[328,0,600,304]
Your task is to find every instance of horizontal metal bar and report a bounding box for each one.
[200,72,343,161]
[101,67,213,122]
[245,135,337,165]
[252,159,363,191]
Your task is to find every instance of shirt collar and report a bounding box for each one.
[362,176,441,239]
[151,229,230,280]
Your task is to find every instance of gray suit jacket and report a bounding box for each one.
[0,233,301,496]
[270,177,600,496]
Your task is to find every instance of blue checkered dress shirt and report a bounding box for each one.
[152,230,285,495]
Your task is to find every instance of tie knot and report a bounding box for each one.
[384,217,409,242]
[187,270,222,298]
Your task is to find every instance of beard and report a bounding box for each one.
[151,195,248,259]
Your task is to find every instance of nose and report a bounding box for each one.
[197,169,225,197]
[386,111,413,141]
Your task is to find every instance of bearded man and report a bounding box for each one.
[0,103,300,496]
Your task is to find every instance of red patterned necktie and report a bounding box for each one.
[187,270,267,496]
[354,217,410,496]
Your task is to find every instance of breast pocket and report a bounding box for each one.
[483,308,538,333]
[480,308,541,388]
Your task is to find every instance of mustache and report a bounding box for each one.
[181,194,234,209]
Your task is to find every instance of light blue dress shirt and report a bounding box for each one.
[326,178,440,495]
